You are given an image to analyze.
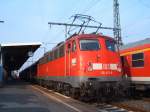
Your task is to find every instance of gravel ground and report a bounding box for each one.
[112,99,150,112]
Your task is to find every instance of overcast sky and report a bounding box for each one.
[0,0,150,69]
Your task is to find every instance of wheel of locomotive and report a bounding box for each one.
[42,79,46,88]
[104,87,111,101]
[98,86,108,102]
[101,86,108,102]
[71,87,80,99]
[43,79,47,88]
[48,80,54,90]
[45,80,50,88]
[56,82,60,92]
[114,83,123,98]
[79,83,88,101]
[53,81,58,91]
[39,79,43,86]
[46,80,50,89]
[95,88,104,103]
[79,82,96,102]
[129,86,136,98]
[145,89,150,97]
[62,83,72,96]
[111,86,116,101]
[36,78,40,85]
[42,79,46,87]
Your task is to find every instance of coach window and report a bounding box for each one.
[54,49,58,59]
[132,53,144,67]
[48,52,52,61]
[72,40,76,52]
[59,45,64,57]
[46,54,48,62]
[52,51,54,60]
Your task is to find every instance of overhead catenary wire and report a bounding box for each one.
[81,0,102,14]
[48,22,115,30]
[38,0,85,43]
[38,0,122,48]
[40,0,103,44]
[138,0,150,9]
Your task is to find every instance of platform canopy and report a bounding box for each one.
[1,42,41,71]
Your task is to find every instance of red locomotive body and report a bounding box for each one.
[120,38,150,90]
[37,33,122,96]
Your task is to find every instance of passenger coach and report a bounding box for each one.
[120,38,150,90]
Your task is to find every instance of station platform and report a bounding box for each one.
[0,80,51,112]
[0,80,99,112]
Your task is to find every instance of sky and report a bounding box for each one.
[0,0,150,69]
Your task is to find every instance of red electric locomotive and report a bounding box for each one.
[37,33,123,99]
[120,38,150,90]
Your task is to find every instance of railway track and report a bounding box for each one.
[96,103,132,112]
[111,98,150,112]
[142,98,150,103]
[34,84,150,112]
[32,84,139,112]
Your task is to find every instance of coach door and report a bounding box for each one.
[65,43,71,76]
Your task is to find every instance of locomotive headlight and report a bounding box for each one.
[87,66,93,71]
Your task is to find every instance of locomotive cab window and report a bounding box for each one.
[105,40,117,52]
[79,39,100,51]
[132,53,144,67]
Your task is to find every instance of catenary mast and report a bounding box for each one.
[113,0,123,47]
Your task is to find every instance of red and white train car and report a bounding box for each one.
[37,33,123,98]
[120,38,150,90]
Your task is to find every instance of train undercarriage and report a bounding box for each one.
[35,77,130,102]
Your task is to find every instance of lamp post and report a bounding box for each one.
[0,20,4,86]
[0,19,4,64]
[0,20,4,23]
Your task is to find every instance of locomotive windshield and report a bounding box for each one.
[79,39,100,51]
[105,40,117,52]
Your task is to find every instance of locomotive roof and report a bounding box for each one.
[66,33,115,41]
[120,38,150,50]
[44,34,115,54]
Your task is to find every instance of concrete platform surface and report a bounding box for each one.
[0,81,98,112]
[0,80,80,112]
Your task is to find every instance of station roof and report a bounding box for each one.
[1,42,41,71]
